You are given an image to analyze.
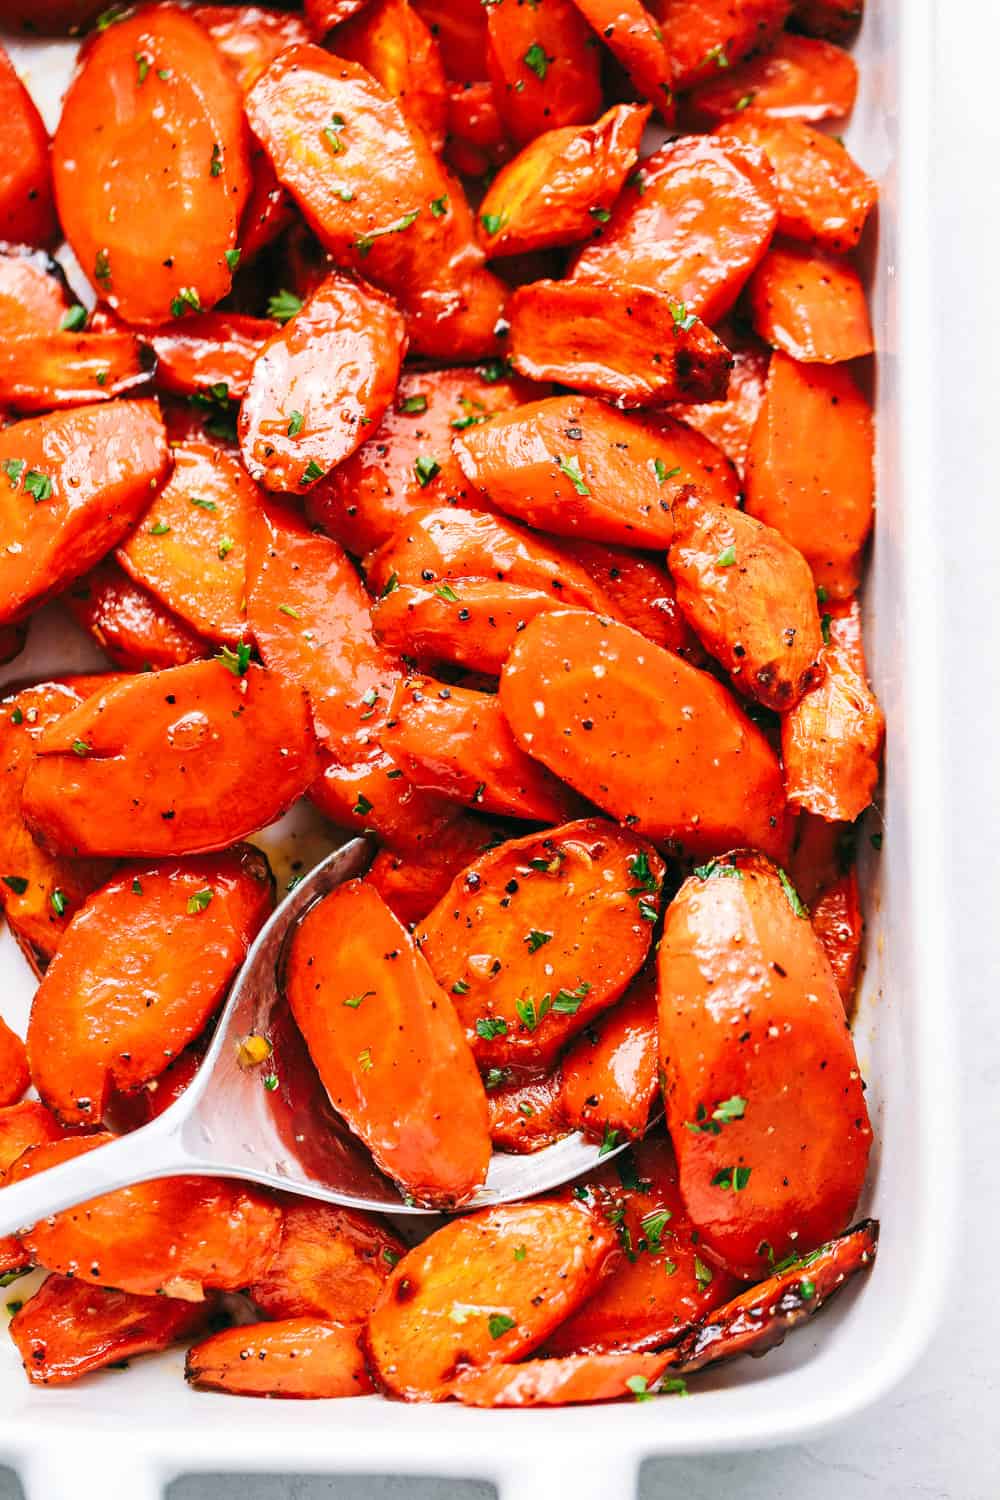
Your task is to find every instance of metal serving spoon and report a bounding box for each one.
[0,837,637,1238]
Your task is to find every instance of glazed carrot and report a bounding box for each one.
[683,33,857,128]
[789,0,863,42]
[186,1319,373,1399]
[0,399,170,627]
[250,1200,405,1322]
[488,1071,567,1153]
[371,578,582,675]
[144,313,276,401]
[27,847,273,1126]
[509,281,733,407]
[571,135,777,324]
[645,0,790,89]
[668,492,824,710]
[304,0,369,38]
[117,437,259,644]
[10,1275,214,1387]
[382,674,579,823]
[0,248,71,334]
[0,624,25,666]
[0,1017,28,1107]
[189,5,310,93]
[560,966,659,1143]
[0,1101,67,1173]
[366,814,508,927]
[0,331,153,412]
[478,106,649,258]
[552,540,702,659]
[715,115,877,252]
[285,879,491,1209]
[485,0,602,146]
[444,80,512,180]
[410,0,490,81]
[334,0,449,155]
[667,337,770,479]
[308,746,459,848]
[65,560,208,672]
[744,351,873,598]
[748,242,872,362]
[657,852,872,1276]
[781,597,884,820]
[239,270,406,495]
[0,46,57,248]
[366,1198,616,1399]
[787,807,849,900]
[418,818,664,1070]
[501,611,788,858]
[239,148,296,262]
[22,659,318,859]
[52,6,250,323]
[448,1351,676,1406]
[105,1039,207,1133]
[810,869,862,1008]
[569,0,675,118]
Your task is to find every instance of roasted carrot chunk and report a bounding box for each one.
[810,868,862,1009]
[448,1350,676,1406]
[366,814,508,927]
[444,80,511,180]
[488,1071,568,1153]
[657,852,872,1277]
[22,659,318,859]
[367,1198,616,1399]
[189,5,311,93]
[52,6,250,323]
[0,399,170,627]
[501,611,788,858]
[0,46,57,248]
[0,331,153,413]
[250,1200,405,1322]
[789,0,863,43]
[65,560,208,673]
[418,819,663,1070]
[334,0,449,155]
[781,597,884,820]
[569,0,675,118]
[485,0,602,147]
[186,1319,373,1398]
[27,847,272,1126]
[10,1275,214,1387]
[478,106,650,258]
[308,745,459,847]
[667,337,770,479]
[410,0,490,81]
[552,540,702,659]
[0,1017,28,1107]
[571,135,777,324]
[239,148,296,262]
[560,966,659,1143]
[0,1100,67,1173]
[748,241,872,362]
[144,313,276,401]
[744,351,873,598]
[0,248,71,335]
[684,33,857,128]
[652,0,791,88]
[105,1039,207,1133]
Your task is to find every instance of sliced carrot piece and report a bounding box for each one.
[410,0,490,81]
[0,1100,67,1174]
[286,879,491,1209]
[186,1319,373,1398]
[657,852,872,1276]
[553,540,702,659]
[571,134,777,323]
[367,1197,616,1399]
[478,105,649,258]
[646,0,790,89]
[52,6,250,323]
[787,807,847,901]
[744,350,873,598]
[10,1275,214,1387]
[418,818,663,1070]
[668,492,823,710]
[22,659,318,859]
[781,596,884,820]
[367,814,509,927]
[250,1200,405,1321]
[789,0,863,43]
[444,80,512,180]
[239,147,297,262]
[560,965,659,1143]
[0,330,153,412]
[0,1017,28,1107]
[684,33,857,128]
[0,248,71,335]
[810,868,862,1009]
[449,1350,676,1406]
[371,578,582,676]
[510,281,732,407]
[501,611,788,858]
[145,313,276,400]
[334,0,449,155]
[65,559,208,672]
[105,1038,207,1133]
[382,674,579,822]
[748,241,872,362]
[0,399,170,627]
[570,0,675,119]
[308,745,459,848]
[239,270,406,495]
[488,1071,567,1153]
[27,846,273,1126]
[715,114,877,251]
[667,336,770,479]
[189,4,311,93]
[485,0,602,146]
[304,0,369,38]
[0,46,57,248]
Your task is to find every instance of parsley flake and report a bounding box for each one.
[523,42,548,78]
[186,888,213,915]
[268,289,303,324]
[343,990,375,1009]
[414,455,440,487]
[487,1313,515,1339]
[60,305,87,332]
[777,868,808,918]
[399,394,428,415]
[717,544,737,567]
[23,470,52,503]
[525,928,552,953]
[475,1016,508,1040]
[554,454,590,495]
[218,640,252,677]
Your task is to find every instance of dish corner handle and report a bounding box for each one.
[18,1451,167,1500]
[496,1455,639,1500]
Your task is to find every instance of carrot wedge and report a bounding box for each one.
[189,5,311,93]
[647,0,790,90]
[748,242,872,362]
[488,1072,567,1153]
[0,248,73,335]
[0,46,57,248]
[0,1017,28,1107]
[65,560,208,672]
[810,868,863,1008]
[249,1200,404,1322]
[448,1351,677,1407]
[334,0,449,155]
[569,0,675,119]
[366,814,509,927]
[485,0,602,146]
[0,1101,67,1173]
[667,336,770,479]
[560,966,659,1143]
[145,313,276,400]
[684,33,858,128]
[186,1319,373,1398]
[0,331,153,412]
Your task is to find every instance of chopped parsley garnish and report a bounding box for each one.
[435,582,459,602]
[515,994,550,1031]
[626,1374,653,1402]
[669,299,697,332]
[301,460,325,484]
[480,212,507,236]
[451,978,470,995]
[414,455,440,487]
[135,52,150,85]
[598,1123,620,1157]
[185,888,213,914]
[799,1277,816,1300]
[132,878,143,895]
[478,358,511,384]
[552,981,590,1014]
[711,1165,752,1192]
[652,458,681,484]
[2,459,24,489]
[95,249,112,286]
[225,248,241,271]
[735,92,756,110]
[589,205,611,223]
[150,520,170,536]
[717,544,737,567]
[278,603,301,619]
[777,867,808,918]
[399,394,428,415]
[218,640,252,677]
[287,410,304,437]
[693,859,743,881]
[355,209,420,257]
[60,305,87,332]
[513,1245,526,1261]
[627,850,659,894]
[380,572,399,599]
[210,142,223,176]
[694,1255,713,1290]
[322,114,347,153]
[525,928,552,953]
[430,196,448,218]
[703,42,729,68]
[2,875,28,895]
[476,1016,508,1040]
[555,454,590,495]
[523,42,548,78]
[262,1072,279,1091]
[189,496,216,512]
[170,286,202,318]
[217,535,234,559]
[343,990,375,1009]
[353,793,373,817]
[821,611,833,645]
[487,1313,515,1339]
[638,897,658,924]
[267,289,302,324]
[71,739,90,757]
[9,708,23,726]
[23,470,52,503]
[485,1067,511,1090]
[357,1048,374,1072]
[639,1208,672,1252]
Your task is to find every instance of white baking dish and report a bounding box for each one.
[0,2,958,1495]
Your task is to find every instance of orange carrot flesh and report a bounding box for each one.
[447,1350,676,1406]
[249,1200,405,1322]
[0,47,57,248]
[748,241,873,362]
[65,560,208,673]
[683,32,857,128]
[186,1319,374,1398]
[560,966,659,1142]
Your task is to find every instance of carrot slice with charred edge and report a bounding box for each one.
[485,0,602,148]
[0,399,171,627]
[509,281,732,408]
[117,438,259,645]
[0,48,57,248]
[304,0,369,39]
[334,0,449,156]
[65,560,209,672]
[478,105,650,258]
[668,337,770,480]
[53,7,250,324]
[411,0,490,81]
[0,331,154,413]
[488,1071,568,1153]
[189,5,311,94]
[366,814,509,927]
[645,0,790,89]
[552,540,702,659]
[571,135,777,325]
[286,879,491,1209]
[501,612,788,859]
[27,846,273,1127]
[0,1101,67,1174]
[0,249,71,335]
[560,965,659,1143]
[657,852,872,1277]
[714,115,877,252]
[810,869,862,1010]
[418,818,663,1071]
[781,597,884,821]
[144,314,276,400]
[683,34,858,129]
[306,367,533,557]
[671,1220,879,1370]
[789,0,863,43]
[449,1351,676,1406]
[445,81,512,180]
[744,351,873,599]
[382,674,580,823]
[10,1275,215,1387]
[22,659,318,860]
[748,242,872,363]
[0,1018,28,1107]
[250,1200,405,1322]
[0,624,26,666]
[668,493,823,711]
[239,270,406,496]
[309,746,459,848]
[0,678,123,968]
[14,1137,283,1299]
[186,1319,373,1398]
[367,1198,617,1399]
